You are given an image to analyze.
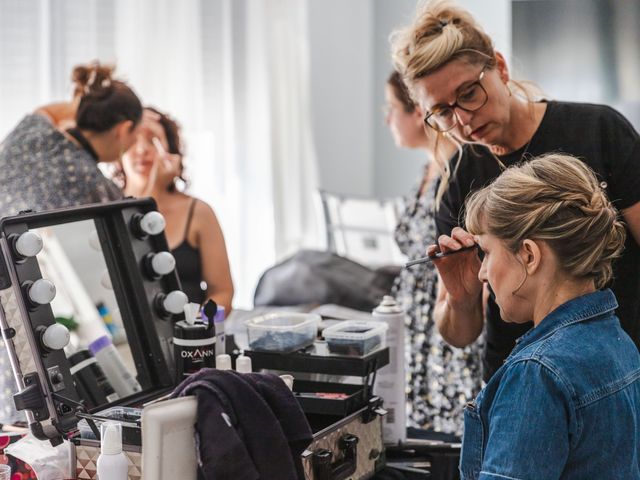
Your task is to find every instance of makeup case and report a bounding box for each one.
[0,199,389,479]
[246,337,390,479]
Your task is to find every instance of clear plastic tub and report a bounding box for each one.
[322,320,388,356]
[245,312,321,353]
[77,406,142,444]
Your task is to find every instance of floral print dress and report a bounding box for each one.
[392,171,483,436]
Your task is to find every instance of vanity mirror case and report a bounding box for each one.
[0,198,387,480]
[0,198,195,479]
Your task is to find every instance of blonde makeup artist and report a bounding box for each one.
[391,0,640,382]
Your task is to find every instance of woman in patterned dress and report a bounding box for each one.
[384,71,483,435]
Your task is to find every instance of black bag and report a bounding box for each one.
[253,250,399,311]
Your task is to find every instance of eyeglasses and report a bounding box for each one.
[423,64,489,132]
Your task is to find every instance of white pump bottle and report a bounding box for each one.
[97,422,128,480]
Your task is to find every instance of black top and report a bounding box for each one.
[435,101,640,381]
[171,199,206,305]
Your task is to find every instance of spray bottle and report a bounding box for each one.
[96,422,128,480]
[372,295,407,445]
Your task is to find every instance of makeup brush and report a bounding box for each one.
[404,244,479,268]
[201,299,218,329]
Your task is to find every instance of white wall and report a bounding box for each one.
[308,0,511,200]
[308,0,374,197]
[373,0,426,199]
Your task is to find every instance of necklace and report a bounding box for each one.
[66,127,99,162]
[519,136,534,163]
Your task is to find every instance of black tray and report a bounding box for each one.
[244,341,389,377]
[293,379,365,416]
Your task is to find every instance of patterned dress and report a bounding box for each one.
[392,171,483,436]
[0,114,122,218]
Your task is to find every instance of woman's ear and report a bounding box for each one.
[520,239,542,275]
[494,51,510,84]
[122,119,135,134]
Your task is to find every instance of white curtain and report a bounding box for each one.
[248,0,320,258]
[0,0,320,308]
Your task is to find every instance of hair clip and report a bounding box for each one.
[87,69,98,87]
[101,78,111,88]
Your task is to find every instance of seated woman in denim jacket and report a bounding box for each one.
[429,153,640,479]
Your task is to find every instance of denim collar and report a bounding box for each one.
[512,289,618,354]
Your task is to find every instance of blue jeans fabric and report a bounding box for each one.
[459,289,640,479]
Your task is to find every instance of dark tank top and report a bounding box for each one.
[171,199,206,305]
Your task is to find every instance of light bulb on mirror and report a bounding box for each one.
[41,323,70,351]
[27,279,56,305]
[157,290,188,316]
[149,251,176,277]
[14,231,43,258]
[139,211,165,236]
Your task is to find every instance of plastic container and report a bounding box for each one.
[173,319,216,381]
[78,406,142,445]
[322,320,388,356]
[245,313,321,353]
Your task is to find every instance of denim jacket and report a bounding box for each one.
[460,289,640,480]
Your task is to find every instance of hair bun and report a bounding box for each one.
[72,62,115,97]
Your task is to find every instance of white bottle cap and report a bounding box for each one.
[28,279,56,305]
[15,231,43,257]
[216,354,231,370]
[139,211,166,236]
[373,295,403,315]
[163,290,188,315]
[236,355,252,374]
[101,422,123,455]
[151,251,176,276]
[42,323,70,351]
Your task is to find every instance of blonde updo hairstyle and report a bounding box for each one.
[390,0,542,207]
[465,154,626,289]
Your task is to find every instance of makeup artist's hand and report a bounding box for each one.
[152,137,181,176]
[141,111,180,174]
[427,227,482,307]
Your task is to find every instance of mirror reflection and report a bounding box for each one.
[33,220,142,410]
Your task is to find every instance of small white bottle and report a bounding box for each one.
[235,355,252,373]
[216,354,231,370]
[97,422,128,480]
